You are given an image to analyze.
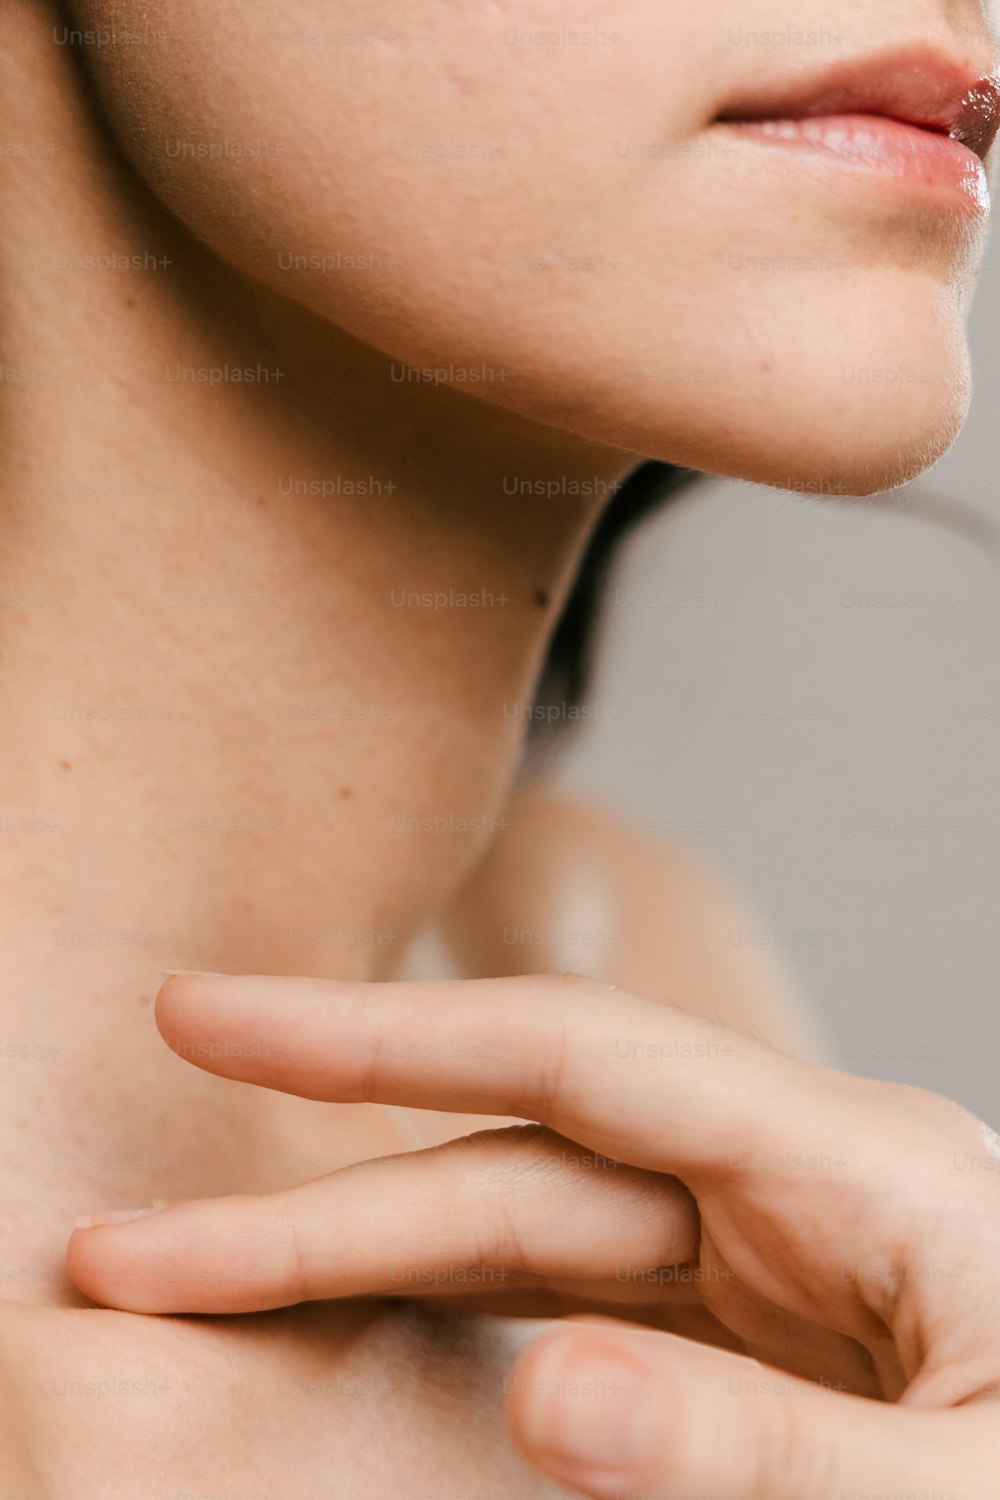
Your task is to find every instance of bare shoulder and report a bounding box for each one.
[441,788,832,1062]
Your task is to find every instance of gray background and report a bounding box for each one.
[551,236,1000,1127]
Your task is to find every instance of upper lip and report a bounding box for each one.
[716,43,1000,160]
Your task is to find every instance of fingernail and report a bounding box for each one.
[75,1200,170,1229]
[515,1335,655,1476]
[161,969,226,980]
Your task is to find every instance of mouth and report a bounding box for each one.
[716,43,1000,159]
[713,43,1000,211]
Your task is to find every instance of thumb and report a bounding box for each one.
[504,1321,956,1500]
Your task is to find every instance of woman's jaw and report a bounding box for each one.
[58,0,999,495]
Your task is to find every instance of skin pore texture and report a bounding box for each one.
[50,0,997,494]
[0,0,995,1493]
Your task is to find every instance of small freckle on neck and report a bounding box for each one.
[338,786,353,800]
[534,590,550,609]
[59,759,72,771]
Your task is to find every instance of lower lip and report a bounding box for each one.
[719,113,989,214]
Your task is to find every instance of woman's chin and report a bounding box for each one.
[752,365,971,497]
[698,290,974,496]
[714,378,970,497]
[594,326,974,499]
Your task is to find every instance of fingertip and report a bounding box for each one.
[505,1323,659,1491]
[66,1192,299,1316]
[66,1218,171,1313]
[154,971,242,1063]
[156,971,233,1013]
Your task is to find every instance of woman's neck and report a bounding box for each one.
[0,1,635,1304]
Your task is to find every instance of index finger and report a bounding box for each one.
[156,970,845,1180]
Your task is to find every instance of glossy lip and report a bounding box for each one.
[721,116,989,216]
[716,42,1000,162]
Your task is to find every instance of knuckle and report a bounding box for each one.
[498,1120,553,1150]
[528,970,600,1002]
[463,1126,587,1271]
[747,1395,836,1500]
[527,1018,570,1121]
[268,1203,313,1303]
[452,1122,554,1193]
[525,969,635,1005]
[475,1181,529,1272]
[882,1082,991,1154]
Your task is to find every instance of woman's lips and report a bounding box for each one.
[951,73,1000,160]
[712,46,999,214]
[717,114,990,215]
[716,48,1000,157]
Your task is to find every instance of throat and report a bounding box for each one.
[0,0,633,1310]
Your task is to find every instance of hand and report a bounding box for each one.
[68,971,1000,1412]
[503,1315,1000,1500]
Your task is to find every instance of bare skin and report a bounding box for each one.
[68,971,1000,1496]
[0,6,624,1492]
[1,0,994,1492]
[1,0,836,1290]
[440,794,832,1060]
[0,15,822,1492]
